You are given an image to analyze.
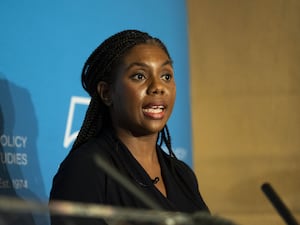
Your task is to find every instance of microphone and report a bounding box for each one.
[261,182,299,225]
[151,177,160,184]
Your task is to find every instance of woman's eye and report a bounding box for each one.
[131,73,145,80]
[162,73,172,81]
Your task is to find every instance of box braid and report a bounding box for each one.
[72,30,176,158]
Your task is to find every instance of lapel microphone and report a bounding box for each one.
[151,177,160,184]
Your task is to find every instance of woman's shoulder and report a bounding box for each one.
[159,149,197,180]
[160,149,193,170]
[61,135,114,172]
[52,134,115,186]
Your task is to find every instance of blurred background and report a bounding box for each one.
[187,1,300,225]
[0,1,299,225]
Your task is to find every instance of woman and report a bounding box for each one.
[49,29,209,225]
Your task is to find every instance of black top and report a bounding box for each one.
[49,129,209,224]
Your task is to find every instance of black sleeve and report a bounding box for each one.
[49,149,107,225]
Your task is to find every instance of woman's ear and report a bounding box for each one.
[97,81,112,106]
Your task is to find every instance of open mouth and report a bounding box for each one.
[142,105,165,113]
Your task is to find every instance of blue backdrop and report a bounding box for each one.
[0,0,192,220]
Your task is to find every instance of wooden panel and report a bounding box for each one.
[187,1,300,225]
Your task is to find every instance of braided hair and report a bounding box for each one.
[72,30,175,157]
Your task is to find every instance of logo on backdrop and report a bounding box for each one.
[63,96,90,149]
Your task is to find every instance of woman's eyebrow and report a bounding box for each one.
[125,60,173,71]
[162,59,173,67]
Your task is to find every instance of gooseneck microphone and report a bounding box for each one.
[261,182,299,225]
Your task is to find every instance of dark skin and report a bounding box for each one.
[97,44,176,197]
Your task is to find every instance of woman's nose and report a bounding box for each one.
[147,78,165,95]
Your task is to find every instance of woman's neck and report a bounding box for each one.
[114,128,166,197]
[115,128,158,162]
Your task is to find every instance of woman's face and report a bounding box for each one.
[109,43,176,136]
